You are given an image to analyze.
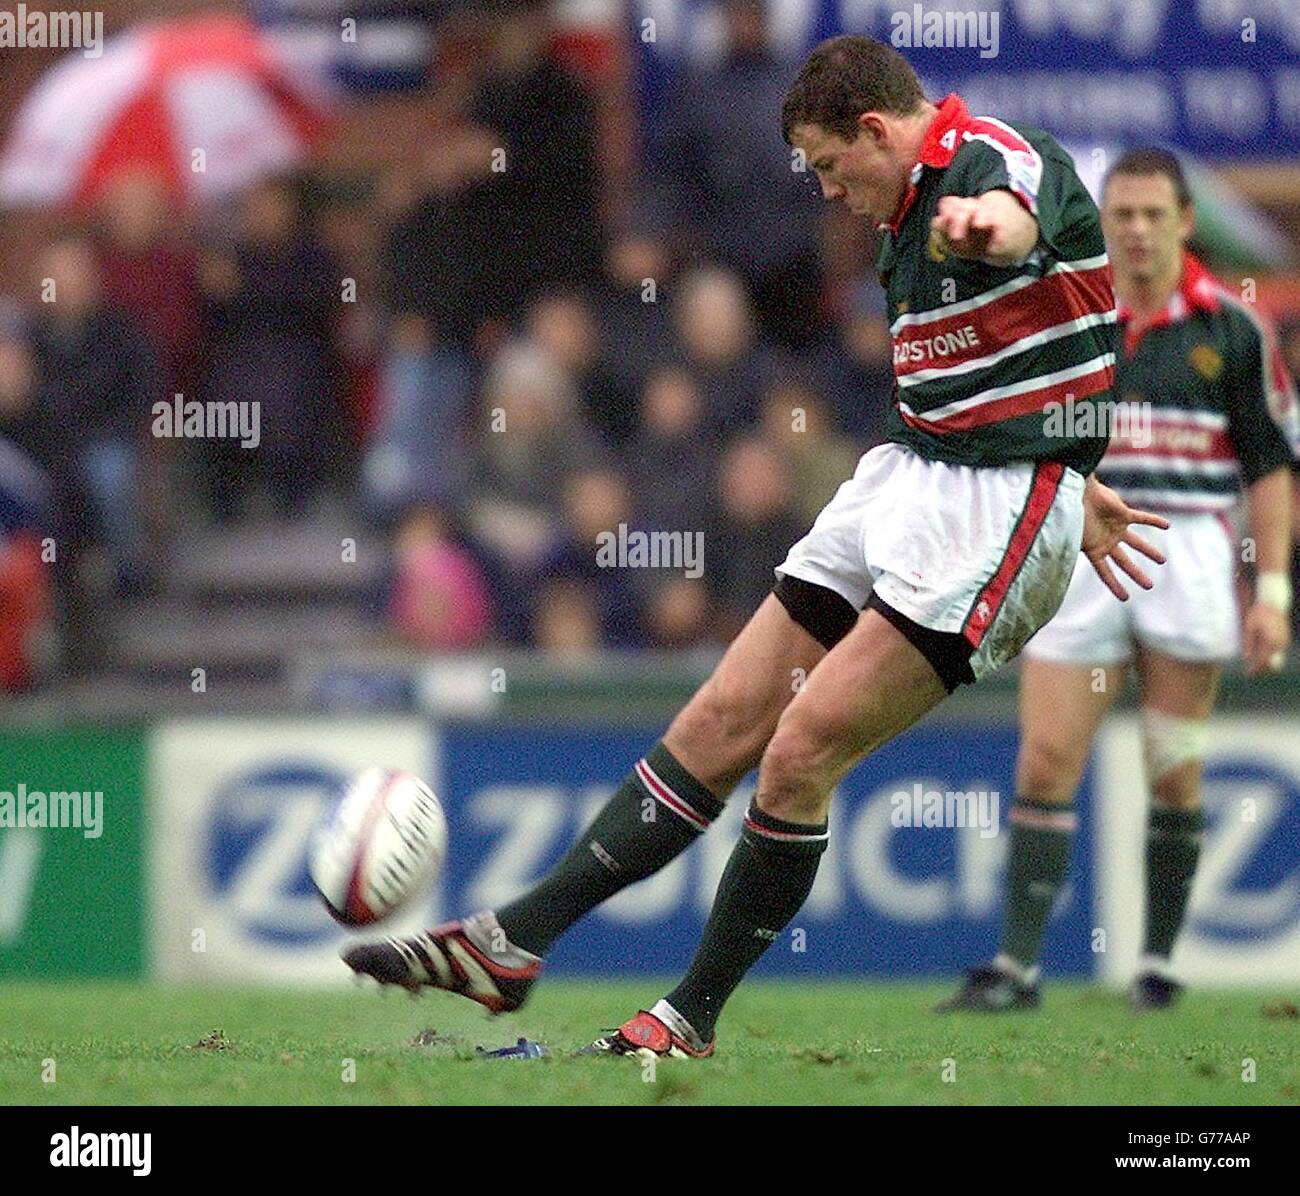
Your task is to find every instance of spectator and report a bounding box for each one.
[94,170,204,573]
[467,6,604,311]
[0,437,51,691]
[94,170,202,401]
[652,0,825,348]
[708,436,805,637]
[625,366,714,534]
[29,236,157,590]
[1279,318,1300,384]
[590,226,679,412]
[464,340,607,637]
[0,304,104,677]
[198,176,344,521]
[760,379,862,525]
[534,466,645,649]
[643,576,716,650]
[533,576,603,658]
[386,504,493,651]
[0,303,97,548]
[527,292,630,448]
[380,116,506,348]
[809,279,895,442]
[672,267,775,441]
[363,312,474,525]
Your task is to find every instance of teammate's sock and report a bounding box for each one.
[997,798,1077,970]
[495,743,725,957]
[1143,804,1202,960]
[664,804,828,1042]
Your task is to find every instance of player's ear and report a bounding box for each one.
[857,111,888,146]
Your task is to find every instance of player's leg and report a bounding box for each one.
[490,590,829,956]
[652,608,950,1048]
[1130,646,1220,1009]
[938,655,1126,1011]
[588,605,951,1056]
[342,588,832,1007]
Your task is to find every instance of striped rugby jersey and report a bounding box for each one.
[877,94,1116,473]
[1095,251,1299,513]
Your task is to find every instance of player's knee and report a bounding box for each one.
[1142,709,1207,809]
[1016,736,1085,804]
[670,673,772,777]
[756,722,836,823]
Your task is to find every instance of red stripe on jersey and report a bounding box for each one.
[899,361,1114,432]
[963,462,1064,651]
[1103,424,1236,461]
[893,266,1114,377]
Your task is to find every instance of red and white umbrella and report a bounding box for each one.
[0,14,332,208]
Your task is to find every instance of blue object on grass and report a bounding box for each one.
[476,1038,549,1060]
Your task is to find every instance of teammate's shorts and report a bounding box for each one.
[774,442,1086,686]
[1023,509,1240,665]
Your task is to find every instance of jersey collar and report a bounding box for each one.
[880,93,970,235]
[1117,250,1220,325]
[1117,250,1219,352]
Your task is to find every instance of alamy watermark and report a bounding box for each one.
[890,782,1000,838]
[891,4,1000,59]
[50,1126,151,1177]
[0,5,103,58]
[0,784,103,838]
[595,523,704,579]
[152,394,261,449]
[1044,397,1151,448]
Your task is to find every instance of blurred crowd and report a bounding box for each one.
[0,1,901,687]
[1,1,1299,690]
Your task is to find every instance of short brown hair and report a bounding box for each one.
[1104,148,1193,209]
[781,35,925,144]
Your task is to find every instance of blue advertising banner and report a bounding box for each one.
[438,720,1098,977]
[632,0,1300,159]
[1096,717,1300,986]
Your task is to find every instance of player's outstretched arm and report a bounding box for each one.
[930,191,1039,268]
[1080,474,1170,601]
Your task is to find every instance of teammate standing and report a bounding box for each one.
[344,37,1168,1057]
[940,149,1298,1014]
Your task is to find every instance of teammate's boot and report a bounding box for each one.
[1129,971,1183,1011]
[581,1009,715,1059]
[935,963,1041,1012]
[342,912,541,1014]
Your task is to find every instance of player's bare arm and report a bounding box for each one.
[1080,474,1170,600]
[1242,465,1293,675]
[930,191,1039,267]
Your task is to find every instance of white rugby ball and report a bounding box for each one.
[309,767,447,927]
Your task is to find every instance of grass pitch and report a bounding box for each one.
[1,980,1297,1105]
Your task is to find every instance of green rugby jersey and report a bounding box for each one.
[877,94,1115,473]
[1095,251,1299,513]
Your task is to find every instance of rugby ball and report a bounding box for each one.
[309,767,447,927]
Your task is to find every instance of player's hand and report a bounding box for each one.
[1080,476,1170,601]
[1243,600,1290,677]
[931,197,997,259]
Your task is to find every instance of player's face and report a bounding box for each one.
[1101,174,1193,284]
[791,120,908,223]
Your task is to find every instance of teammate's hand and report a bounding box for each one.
[1080,476,1170,601]
[1243,601,1290,677]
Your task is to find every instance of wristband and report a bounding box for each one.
[1257,571,1293,613]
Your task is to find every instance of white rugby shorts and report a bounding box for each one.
[1024,509,1240,664]
[775,442,1087,682]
